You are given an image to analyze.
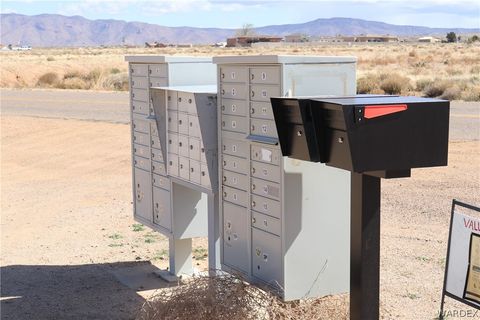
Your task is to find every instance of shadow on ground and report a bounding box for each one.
[1,261,174,320]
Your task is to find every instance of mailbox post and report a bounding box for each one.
[271,95,450,319]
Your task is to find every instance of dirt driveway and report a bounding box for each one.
[1,89,479,319]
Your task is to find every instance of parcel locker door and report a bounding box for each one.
[251,161,281,183]
[221,83,247,100]
[200,163,211,189]
[178,135,189,157]
[133,144,150,159]
[252,228,282,287]
[130,64,148,77]
[221,99,248,117]
[168,111,178,133]
[149,77,168,88]
[153,187,171,231]
[178,113,189,135]
[134,168,153,223]
[250,118,278,139]
[189,160,201,185]
[222,138,248,158]
[132,88,148,102]
[132,100,149,116]
[153,174,170,191]
[250,85,280,103]
[220,66,248,83]
[221,115,247,134]
[179,156,190,180]
[148,64,168,77]
[250,67,281,85]
[167,91,178,110]
[168,154,179,177]
[223,202,249,273]
[250,101,275,120]
[131,76,148,89]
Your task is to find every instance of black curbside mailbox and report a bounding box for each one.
[270,95,450,320]
[271,96,450,178]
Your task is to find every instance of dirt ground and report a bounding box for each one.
[1,110,479,319]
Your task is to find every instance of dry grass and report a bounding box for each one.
[1,43,479,100]
[137,272,349,320]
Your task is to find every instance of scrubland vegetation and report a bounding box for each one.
[1,43,479,100]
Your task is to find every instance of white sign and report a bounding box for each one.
[445,210,480,307]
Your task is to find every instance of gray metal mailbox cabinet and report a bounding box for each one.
[213,55,357,300]
[125,56,216,277]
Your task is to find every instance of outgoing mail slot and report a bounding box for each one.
[271,95,450,175]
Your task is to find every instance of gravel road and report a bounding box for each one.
[1,88,478,141]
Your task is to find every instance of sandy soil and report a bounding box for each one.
[1,114,479,319]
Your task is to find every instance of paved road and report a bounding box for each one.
[1,89,130,124]
[1,88,479,140]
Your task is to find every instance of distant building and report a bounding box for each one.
[284,33,309,43]
[418,36,441,43]
[341,35,399,42]
[226,35,283,47]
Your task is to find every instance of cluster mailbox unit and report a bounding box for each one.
[213,55,357,300]
[271,95,450,319]
[125,56,218,277]
[125,54,449,319]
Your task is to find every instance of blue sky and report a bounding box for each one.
[1,0,479,29]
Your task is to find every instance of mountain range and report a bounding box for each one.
[1,13,478,47]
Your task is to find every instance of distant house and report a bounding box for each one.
[418,36,441,43]
[341,35,399,42]
[226,35,283,47]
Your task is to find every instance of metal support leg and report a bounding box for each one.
[208,193,221,273]
[350,173,381,320]
[169,238,193,276]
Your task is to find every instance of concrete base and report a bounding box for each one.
[154,269,180,283]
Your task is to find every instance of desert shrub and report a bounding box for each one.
[101,72,129,91]
[379,73,410,94]
[440,85,461,100]
[63,70,83,79]
[56,77,90,90]
[416,78,434,91]
[357,74,379,94]
[470,65,480,74]
[408,50,417,57]
[37,72,59,86]
[137,273,348,320]
[110,67,121,74]
[423,80,452,97]
[461,86,480,101]
[446,67,463,76]
[46,56,55,61]
[84,68,102,82]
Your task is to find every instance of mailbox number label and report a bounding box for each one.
[231,72,236,80]
[261,124,268,134]
[231,88,236,96]
[261,90,267,97]
[261,72,267,80]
